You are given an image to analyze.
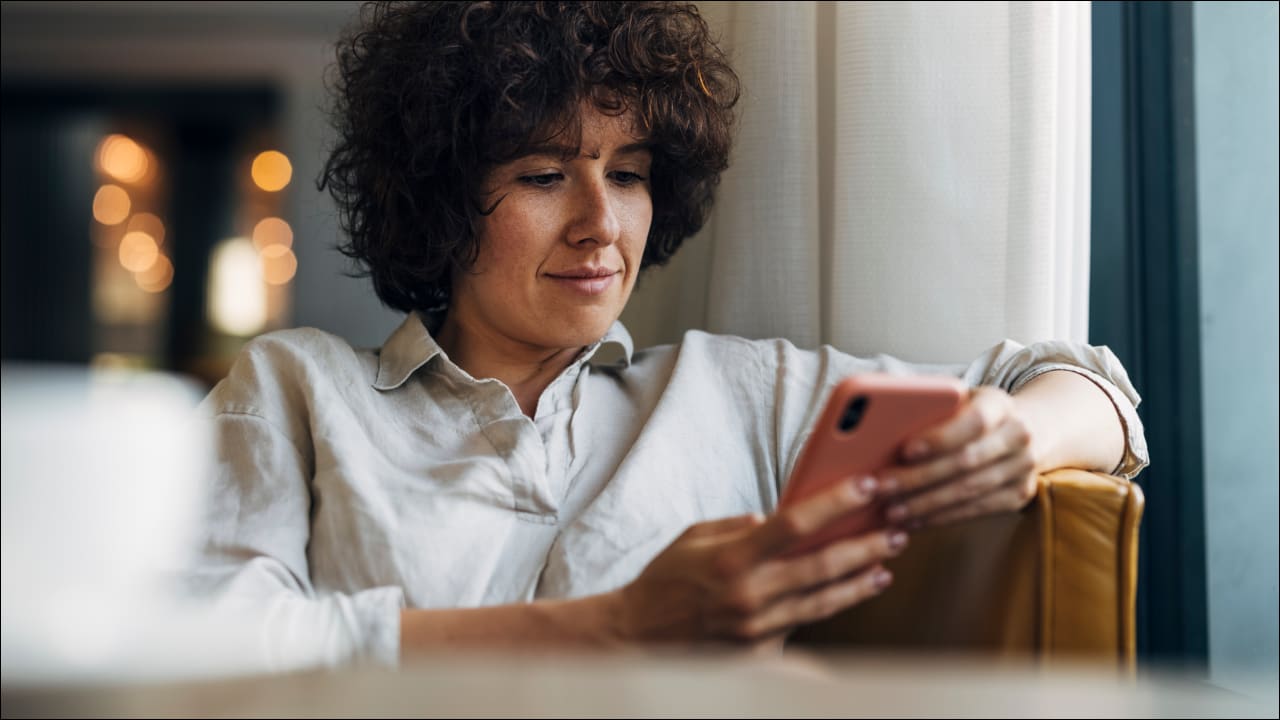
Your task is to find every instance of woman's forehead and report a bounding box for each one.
[508,104,650,161]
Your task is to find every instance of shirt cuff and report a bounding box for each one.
[259,584,406,671]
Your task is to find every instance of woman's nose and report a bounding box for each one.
[567,177,622,247]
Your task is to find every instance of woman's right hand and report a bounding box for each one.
[609,477,908,649]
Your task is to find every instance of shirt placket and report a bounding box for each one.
[533,364,583,511]
[456,375,556,519]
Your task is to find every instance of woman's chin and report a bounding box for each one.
[529,316,619,351]
[532,304,624,346]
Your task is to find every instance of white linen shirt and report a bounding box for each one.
[190,312,1148,670]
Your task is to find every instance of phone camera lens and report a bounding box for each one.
[839,395,869,432]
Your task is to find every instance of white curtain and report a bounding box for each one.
[623,1,1092,364]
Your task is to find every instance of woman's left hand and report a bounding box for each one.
[878,387,1042,529]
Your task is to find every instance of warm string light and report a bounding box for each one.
[260,244,297,285]
[92,135,173,297]
[96,134,150,184]
[91,140,300,330]
[135,256,174,293]
[251,150,292,192]
[252,217,292,250]
[118,231,159,273]
[92,185,131,226]
[126,213,166,247]
[248,151,297,292]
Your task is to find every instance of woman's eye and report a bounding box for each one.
[519,173,563,188]
[610,171,647,186]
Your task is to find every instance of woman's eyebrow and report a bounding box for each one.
[612,142,653,158]
[515,142,578,160]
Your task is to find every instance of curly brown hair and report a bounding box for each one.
[319,1,740,315]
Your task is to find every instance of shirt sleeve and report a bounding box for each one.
[185,384,404,672]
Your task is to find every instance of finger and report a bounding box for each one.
[900,388,1009,462]
[734,564,893,640]
[917,474,1040,528]
[952,416,1032,473]
[739,477,877,565]
[744,529,908,607]
[682,513,766,541]
[884,412,1028,496]
[884,451,1035,525]
[880,452,964,497]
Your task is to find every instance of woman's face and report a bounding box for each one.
[446,105,653,355]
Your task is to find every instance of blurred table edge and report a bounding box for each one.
[3,651,1276,719]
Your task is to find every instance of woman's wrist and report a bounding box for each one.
[1010,370,1124,475]
[589,588,631,648]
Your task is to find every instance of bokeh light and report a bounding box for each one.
[96,134,149,184]
[208,237,267,336]
[260,244,298,285]
[118,231,159,273]
[125,213,166,246]
[251,217,293,250]
[250,151,292,192]
[92,185,131,225]
[135,255,174,293]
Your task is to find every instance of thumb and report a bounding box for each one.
[681,512,766,540]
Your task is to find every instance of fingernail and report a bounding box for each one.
[858,476,877,494]
[837,478,861,501]
[874,568,894,588]
[906,440,929,459]
[888,531,909,551]
[886,504,908,522]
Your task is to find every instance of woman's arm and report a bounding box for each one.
[400,595,620,651]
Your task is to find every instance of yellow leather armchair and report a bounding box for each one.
[790,470,1145,667]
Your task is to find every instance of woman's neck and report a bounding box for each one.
[435,315,582,418]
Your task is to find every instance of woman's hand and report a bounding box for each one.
[610,477,908,649]
[877,386,1041,529]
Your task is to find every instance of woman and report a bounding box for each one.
[193,1,1146,669]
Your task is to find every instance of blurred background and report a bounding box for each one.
[1,0,397,388]
[1,0,1276,699]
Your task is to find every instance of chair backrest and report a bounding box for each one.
[790,470,1144,667]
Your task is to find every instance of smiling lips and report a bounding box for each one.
[545,267,620,295]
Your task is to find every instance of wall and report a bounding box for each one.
[0,1,402,351]
[1192,0,1280,692]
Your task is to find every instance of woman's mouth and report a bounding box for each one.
[545,269,620,296]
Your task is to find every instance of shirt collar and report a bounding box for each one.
[372,312,444,391]
[580,322,634,370]
[372,312,634,391]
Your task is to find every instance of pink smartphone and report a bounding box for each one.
[778,373,968,556]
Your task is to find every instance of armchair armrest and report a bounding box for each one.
[789,470,1145,667]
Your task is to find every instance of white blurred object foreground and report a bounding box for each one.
[0,365,271,684]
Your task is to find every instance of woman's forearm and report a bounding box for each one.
[399,591,625,655]
[1012,369,1126,475]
